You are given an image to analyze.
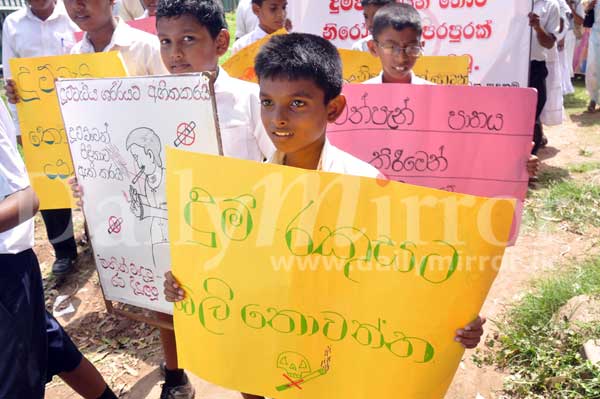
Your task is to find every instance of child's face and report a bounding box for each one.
[64,0,114,32]
[259,77,346,162]
[141,0,157,16]
[253,0,287,34]
[157,15,229,74]
[369,26,423,83]
[363,4,384,33]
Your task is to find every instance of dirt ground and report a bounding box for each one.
[40,109,600,399]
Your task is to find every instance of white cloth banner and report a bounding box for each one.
[57,74,221,313]
[289,0,533,87]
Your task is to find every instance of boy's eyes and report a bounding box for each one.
[159,38,171,45]
[182,36,195,42]
[290,100,305,108]
[260,99,273,107]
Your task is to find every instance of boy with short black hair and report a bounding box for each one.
[365,2,432,84]
[231,0,287,55]
[352,0,395,52]
[72,0,274,397]
[164,32,485,399]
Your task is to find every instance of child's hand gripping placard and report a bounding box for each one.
[166,148,515,398]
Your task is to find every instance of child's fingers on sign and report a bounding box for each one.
[455,316,486,348]
[5,79,19,104]
[164,271,186,302]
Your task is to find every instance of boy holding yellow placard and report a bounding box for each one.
[164,32,486,399]
[231,0,287,55]
[71,0,274,397]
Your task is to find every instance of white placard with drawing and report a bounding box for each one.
[57,73,221,313]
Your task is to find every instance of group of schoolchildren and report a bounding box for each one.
[3,0,544,398]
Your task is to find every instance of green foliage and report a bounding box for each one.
[478,258,600,398]
[568,162,600,174]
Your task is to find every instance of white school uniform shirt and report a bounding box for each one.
[531,0,561,62]
[215,68,274,161]
[231,25,269,55]
[2,1,79,138]
[235,0,258,39]
[268,139,381,179]
[71,18,167,76]
[363,71,434,85]
[0,102,34,254]
[351,35,372,52]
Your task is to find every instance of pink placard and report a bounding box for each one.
[327,84,537,244]
[74,17,157,42]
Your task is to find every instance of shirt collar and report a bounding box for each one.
[377,70,419,83]
[26,1,67,23]
[81,17,133,52]
[268,138,331,171]
[213,67,231,94]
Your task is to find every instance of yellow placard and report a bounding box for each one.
[166,148,515,398]
[222,29,288,83]
[339,49,470,84]
[11,52,127,209]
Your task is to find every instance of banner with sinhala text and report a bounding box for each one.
[166,149,516,398]
[11,52,127,209]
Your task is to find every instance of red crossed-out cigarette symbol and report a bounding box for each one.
[107,216,123,234]
[174,121,197,147]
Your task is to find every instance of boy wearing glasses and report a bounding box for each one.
[364,3,433,85]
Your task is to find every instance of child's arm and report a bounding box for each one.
[164,271,186,302]
[0,186,39,233]
[455,316,486,349]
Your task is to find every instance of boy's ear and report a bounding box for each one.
[367,39,378,57]
[252,3,260,16]
[215,29,231,57]
[326,94,347,123]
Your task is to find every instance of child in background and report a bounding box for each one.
[364,3,432,84]
[235,0,258,39]
[0,101,117,399]
[231,0,287,55]
[164,32,486,399]
[71,0,274,397]
[65,0,167,74]
[352,0,394,52]
[365,3,541,178]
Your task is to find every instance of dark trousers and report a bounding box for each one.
[0,249,47,399]
[529,60,548,155]
[41,208,77,259]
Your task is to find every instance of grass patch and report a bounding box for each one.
[568,162,600,174]
[564,79,590,112]
[477,257,600,398]
[525,179,600,233]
